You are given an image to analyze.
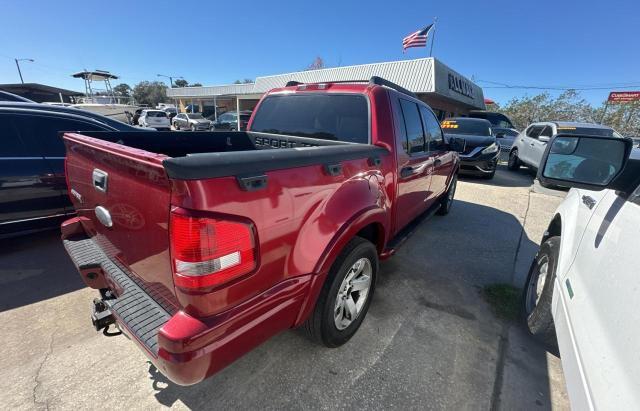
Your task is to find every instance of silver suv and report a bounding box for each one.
[507,121,621,171]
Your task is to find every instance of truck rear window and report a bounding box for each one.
[250,94,369,144]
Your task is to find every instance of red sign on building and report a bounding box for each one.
[607,91,640,103]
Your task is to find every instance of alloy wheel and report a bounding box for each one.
[334,258,372,330]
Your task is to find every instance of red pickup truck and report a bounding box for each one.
[61,77,462,385]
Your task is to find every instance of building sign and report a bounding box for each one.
[448,73,474,99]
[608,91,640,103]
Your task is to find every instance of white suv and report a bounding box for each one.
[507,121,621,171]
[524,133,640,409]
[138,109,171,131]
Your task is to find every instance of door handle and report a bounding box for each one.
[434,158,442,167]
[400,166,415,178]
[582,195,596,209]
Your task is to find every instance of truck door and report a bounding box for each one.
[420,105,452,202]
[560,187,640,406]
[519,125,543,165]
[393,98,433,232]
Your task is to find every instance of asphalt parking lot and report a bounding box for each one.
[0,165,569,410]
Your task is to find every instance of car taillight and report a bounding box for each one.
[169,211,256,289]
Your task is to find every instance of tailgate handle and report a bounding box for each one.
[92,169,108,193]
[236,174,268,191]
[324,163,343,176]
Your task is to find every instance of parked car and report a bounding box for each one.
[0,101,143,131]
[508,121,622,171]
[138,109,171,131]
[172,112,212,131]
[492,127,519,153]
[0,106,138,238]
[210,110,252,131]
[469,110,516,129]
[0,90,33,102]
[60,76,464,385]
[441,117,499,178]
[163,106,177,121]
[523,133,639,409]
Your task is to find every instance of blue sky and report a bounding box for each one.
[1,0,638,105]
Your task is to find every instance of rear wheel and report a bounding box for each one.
[190,124,196,132]
[508,149,521,170]
[303,237,377,347]
[174,122,180,130]
[522,236,560,350]
[437,175,457,215]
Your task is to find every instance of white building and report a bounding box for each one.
[166,57,485,121]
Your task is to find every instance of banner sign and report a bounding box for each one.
[607,91,640,103]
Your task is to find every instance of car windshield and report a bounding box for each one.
[250,94,369,143]
[441,119,492,136]
[188,113,204,119]
[147,111,166,117]
[556,126,619,138]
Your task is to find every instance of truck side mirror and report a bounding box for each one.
[448,136,466,153]
[537,134,636,192]
[538,135,550,143]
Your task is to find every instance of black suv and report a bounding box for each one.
[0,105,138,238]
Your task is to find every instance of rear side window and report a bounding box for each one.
[399,99,425,154]
[527,125,544,138]
[0,115,29,157]
[420,106,445,151]
[14,114,107,157]
[250,94,369,144]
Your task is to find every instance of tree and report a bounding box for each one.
[489,90,639,136]
[233,79,253,84]
[190,82,203,87]
[133,81,167,107]
[306,56,325,71]
[113,83,132,97]
[174,79,188,88]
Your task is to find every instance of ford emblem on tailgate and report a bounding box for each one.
[95,206,113,228]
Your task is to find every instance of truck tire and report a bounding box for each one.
[522,236,560,351]
[303,237,378,347]
[508,149,521,170]
[437,175,457,215]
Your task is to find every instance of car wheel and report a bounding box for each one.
[508,149,521,170]
[174,123,180,130]
[437,175,457,215]
[522,236,559,350]
[303,237,377,347]
[190,124,196,132]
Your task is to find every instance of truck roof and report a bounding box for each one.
[267,76,417,99]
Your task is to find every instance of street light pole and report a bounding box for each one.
[15,58,34,84]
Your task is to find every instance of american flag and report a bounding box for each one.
[403,24,433,52]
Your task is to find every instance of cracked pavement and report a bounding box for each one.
[0,165,569,410]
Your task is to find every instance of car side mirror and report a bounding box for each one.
[448,136,466,153]
[537,134,637,192]
[538,135,550,143]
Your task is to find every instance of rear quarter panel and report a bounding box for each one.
[170,156,393,318]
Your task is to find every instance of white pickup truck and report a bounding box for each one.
[523,133,640,409]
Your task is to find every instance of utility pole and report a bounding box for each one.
[157,73,183,88]
[15,58,34,84]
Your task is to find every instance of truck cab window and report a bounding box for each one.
[399,99,425,154]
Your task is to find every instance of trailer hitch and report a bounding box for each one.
[91,298,120,336]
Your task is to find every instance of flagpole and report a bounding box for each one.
[429,17,438,57]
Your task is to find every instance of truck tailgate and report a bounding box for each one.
[63,133,178,309]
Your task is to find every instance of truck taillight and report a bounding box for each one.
[169,211,256,289]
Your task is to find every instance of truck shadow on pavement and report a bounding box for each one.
[0,229,84,312]
[459,164,536,188]
[145,200,564,410]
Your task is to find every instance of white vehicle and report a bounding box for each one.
[508,121,622,171]
[138,109,171,130]
[523,133,640,409]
